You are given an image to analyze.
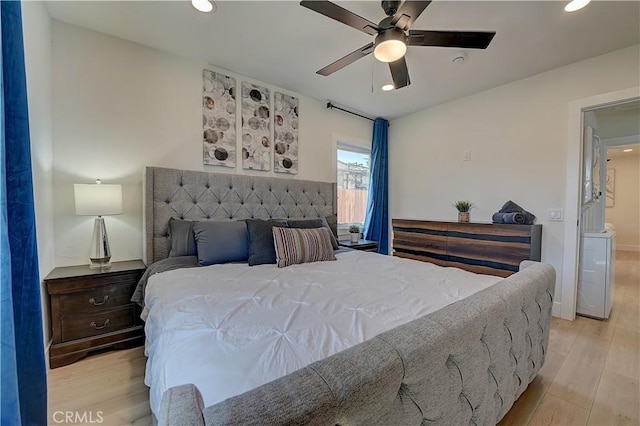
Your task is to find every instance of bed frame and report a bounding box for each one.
[144,166,555,426]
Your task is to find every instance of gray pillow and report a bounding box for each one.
[287,218,339,250]
[246,219,288,266]
[168,218,197,257]
[324,214,338,240]
[193,221,249,266]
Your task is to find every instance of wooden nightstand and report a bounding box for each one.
[338,239,379,252]
[45,260,146,368]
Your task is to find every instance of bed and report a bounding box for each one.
[141,166,555,425]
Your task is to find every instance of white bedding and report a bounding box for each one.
[144,250,501,416]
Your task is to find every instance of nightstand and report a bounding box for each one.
[338,239,379,252]
[45,260,146,368]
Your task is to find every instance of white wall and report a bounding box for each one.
[389,45,640,315]
[606,154,640,251]
[22,1,54,350]
[52,21,372,267]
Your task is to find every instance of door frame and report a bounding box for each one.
[561,86,639,320]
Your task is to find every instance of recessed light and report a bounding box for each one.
[381,84,395,92]
[623,148,633,152]
[564,0,590,12]
[192,0,215,13]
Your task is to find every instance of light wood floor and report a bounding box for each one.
[48,251,640,426]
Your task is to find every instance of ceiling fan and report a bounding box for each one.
[300,0,496,90]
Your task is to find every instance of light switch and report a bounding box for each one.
[463,150,471,161]
[548,209,564,221]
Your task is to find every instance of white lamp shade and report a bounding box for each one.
[74,184,123,216]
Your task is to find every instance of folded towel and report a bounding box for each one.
[499,200,524,214]
[496,200,536,225]
[492,212,526,224]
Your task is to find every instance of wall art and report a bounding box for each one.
[202,69,236,168]
[606,168,615,207]
[274,92,299,174]
[241,82,271,171]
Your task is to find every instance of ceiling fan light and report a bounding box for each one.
[374,30,407,63]
[381,84,395,91]
[564,0,590,12]
[374,40,407,63]
[192,0,215,13]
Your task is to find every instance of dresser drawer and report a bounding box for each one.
[59,283,136,314]
[61,305,138,342]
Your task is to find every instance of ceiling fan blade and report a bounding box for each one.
[317,43,375,76]
[389,57,411,89]
[408,30,496,49]
[391,1,432,31]
[300,1,380,36]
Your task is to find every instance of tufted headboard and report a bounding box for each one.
[144,166,337,266]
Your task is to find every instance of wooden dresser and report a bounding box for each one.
[45,260,145,368]
[392,219,542,277]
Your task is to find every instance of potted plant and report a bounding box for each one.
[454,201,474,223]
[349,225,360,243]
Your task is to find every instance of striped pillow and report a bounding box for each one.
[272,227,336,268]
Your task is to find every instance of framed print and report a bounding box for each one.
[241,82,271,171]
[202,69,236,168]
[274,92,299,174]
[606,168,615,207]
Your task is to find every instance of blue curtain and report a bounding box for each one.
[1,2,47,425]
[363,118,389,254]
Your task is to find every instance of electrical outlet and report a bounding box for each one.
[548,209,564,221]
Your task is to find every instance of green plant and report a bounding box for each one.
[454,200,474,213]
[349,225,360,233]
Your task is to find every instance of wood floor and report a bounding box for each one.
[48,251,640,426]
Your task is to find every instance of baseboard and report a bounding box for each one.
[45,339,52,370]
[616,244,640,252]
[552,301,562,318]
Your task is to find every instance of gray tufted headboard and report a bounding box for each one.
[144,167,337,266]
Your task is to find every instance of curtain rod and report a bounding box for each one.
[326,102,375,122]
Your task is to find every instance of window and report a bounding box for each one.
[337,142,371,233]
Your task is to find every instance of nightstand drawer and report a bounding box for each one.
[60,283,137,314]
[61,305,138,342]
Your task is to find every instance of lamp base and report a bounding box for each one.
[89,258,111,270]
[89,217,112,269]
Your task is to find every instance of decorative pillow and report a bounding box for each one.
[287,218,323,228]
[324,214,338,241]
[168,218,197,257]
[246,219,288,266]
[193,221,249,266]
[287,218,339,250]
[272,227,336,268]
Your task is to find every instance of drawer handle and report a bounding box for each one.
[90,319,110,330]
[89,295,109,306]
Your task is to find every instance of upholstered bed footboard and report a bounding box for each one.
[158,261,555,426]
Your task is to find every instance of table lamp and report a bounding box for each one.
[74,180,122,269]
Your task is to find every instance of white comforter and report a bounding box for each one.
[144,251,501,416]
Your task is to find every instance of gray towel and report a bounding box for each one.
[492,212,526,224]
[495,200,535,225]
